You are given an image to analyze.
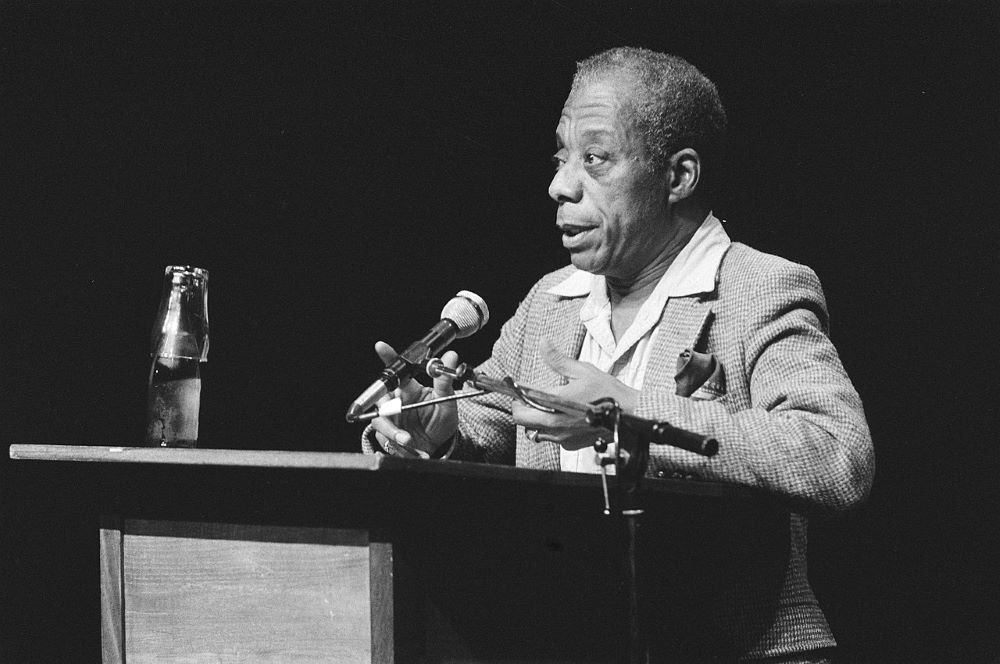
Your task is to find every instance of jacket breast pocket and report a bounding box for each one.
[674,348,726,400]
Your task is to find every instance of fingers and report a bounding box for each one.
[433,350,459,398]
[513,401,608,451]
[374,340,421,399]
[370,342,412,450]
[511,401,574,430]
[376,341,458,399]
[373,429,429,459]
[539,338,594,380]
[372,420,430,458]
[374,340,398,366]
[371,414,412,448]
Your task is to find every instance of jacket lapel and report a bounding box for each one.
[519,294,586,471]
[538,295,587,387]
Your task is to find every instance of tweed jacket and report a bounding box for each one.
[442,242,875,659]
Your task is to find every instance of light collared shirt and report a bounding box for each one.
[545,213,731,473]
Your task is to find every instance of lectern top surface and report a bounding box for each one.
[9,444,379,470]
[9,443,759,501]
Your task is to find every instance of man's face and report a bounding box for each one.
[549,78,670,280]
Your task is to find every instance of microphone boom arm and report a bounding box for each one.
[466,372,718,458]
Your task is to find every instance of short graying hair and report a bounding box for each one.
[572,47,727,197]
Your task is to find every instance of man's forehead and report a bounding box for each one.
[562,79,623,114]
[555,79,633,139]
[556,107,617,131]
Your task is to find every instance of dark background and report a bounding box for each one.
[1,0,997,661]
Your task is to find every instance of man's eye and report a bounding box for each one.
[551,154,566,170]
[583,152,607,165]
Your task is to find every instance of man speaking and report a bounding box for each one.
[361,47,874,663]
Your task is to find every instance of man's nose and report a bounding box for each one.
[548,162,583,204]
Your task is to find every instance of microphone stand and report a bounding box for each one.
[587,401,651,664]
[352,359,719,663]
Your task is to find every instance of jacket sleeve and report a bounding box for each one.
[446,280,552,464]
[634,263,874,514]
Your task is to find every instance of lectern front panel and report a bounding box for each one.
[109,519,371,663]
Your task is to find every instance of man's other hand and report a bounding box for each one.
[512,338,639,450]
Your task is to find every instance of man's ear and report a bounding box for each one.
[667,148,701,203]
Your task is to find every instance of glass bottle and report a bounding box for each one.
[144,266,209,447]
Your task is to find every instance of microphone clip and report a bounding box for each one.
[587,399,648,517]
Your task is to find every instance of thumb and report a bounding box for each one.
[540,338,589,380]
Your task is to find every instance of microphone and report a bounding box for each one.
[346,290,489,422]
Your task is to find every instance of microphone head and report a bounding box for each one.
[441,290,489,339]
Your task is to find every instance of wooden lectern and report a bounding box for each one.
[9,444,774,663]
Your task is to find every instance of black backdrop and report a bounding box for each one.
[2,1,998,661]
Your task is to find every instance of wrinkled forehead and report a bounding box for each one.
[556,76,641,143]
[563,74,632,114]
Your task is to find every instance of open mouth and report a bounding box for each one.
[559,224,596,237]
[558,224,598,250]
